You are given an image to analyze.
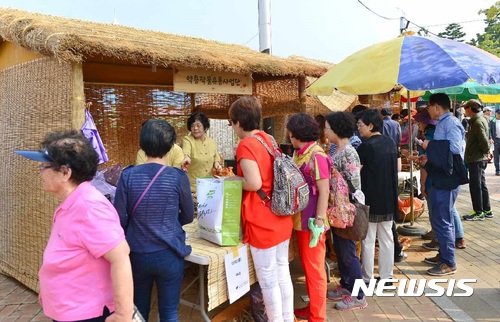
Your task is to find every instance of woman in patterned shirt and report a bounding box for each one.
[324,112,367,311]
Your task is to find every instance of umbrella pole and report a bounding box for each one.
[453,95,457,115]
[398,90,428,236]
[408,92,414,217]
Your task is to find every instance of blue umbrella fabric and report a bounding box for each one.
[307,35,500,95]
[81,108,109,165]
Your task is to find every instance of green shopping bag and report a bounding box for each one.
[196,178,242,246]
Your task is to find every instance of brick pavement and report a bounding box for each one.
[1,165,500,321]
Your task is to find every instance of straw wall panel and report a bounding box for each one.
[84,85,192,167]
[255,79,303,118]
[0,57,73,291]
[194,78,303,120]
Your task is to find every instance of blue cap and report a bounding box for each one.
[14,148,53,162]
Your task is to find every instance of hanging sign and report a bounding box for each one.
[224,246,250,303]
[174,68,252,95]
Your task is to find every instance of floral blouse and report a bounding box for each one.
[331,144,361,190]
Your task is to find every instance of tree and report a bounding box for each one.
[438,23,466,42]
[469,1,500,56]
[417,27,430,36]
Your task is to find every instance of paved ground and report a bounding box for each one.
[1,164,500,321]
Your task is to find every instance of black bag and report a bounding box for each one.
[334,180,369,241]
[249,283,268,322]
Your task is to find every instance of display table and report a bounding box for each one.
[182,220,256,321]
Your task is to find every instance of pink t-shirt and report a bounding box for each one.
[39,181,125,321]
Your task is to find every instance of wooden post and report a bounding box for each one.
[298,76,306,112]
[190,93,196,112]
[71,62,85,130]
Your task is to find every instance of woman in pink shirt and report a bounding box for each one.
[15,130,134,322]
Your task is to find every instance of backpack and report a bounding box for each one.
[252,134,309,216]
[327,166,357,228]
[307,150,355,228]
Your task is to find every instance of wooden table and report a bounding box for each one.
[181,220,256,321]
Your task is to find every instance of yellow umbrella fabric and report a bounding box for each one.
[307,37,404,95]
[479,94,500,103]
[307,35,500,96]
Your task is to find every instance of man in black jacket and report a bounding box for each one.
[490,108,500,176]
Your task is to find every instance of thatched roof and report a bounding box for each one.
[306,77,357,112]
[0,8,330,77]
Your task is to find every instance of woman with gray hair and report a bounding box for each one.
[15,130,134,322]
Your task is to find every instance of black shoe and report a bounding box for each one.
[395,251,408,263]
[421,230,434,240]
[424,254,441,265]
[417,193,425,200]
[377,277,394,287]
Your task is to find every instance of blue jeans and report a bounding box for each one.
[333,231,364,299]
[430,187,459,267]
[451,206,464,239]
[130,249,185,322]
[427,187,464,239]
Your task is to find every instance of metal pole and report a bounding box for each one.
[258,0,272,54]
[407,90,415,222]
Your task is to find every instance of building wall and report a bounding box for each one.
[0,56,74,292]
[0,41,42,70]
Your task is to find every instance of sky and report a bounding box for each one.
[0,0,497,63]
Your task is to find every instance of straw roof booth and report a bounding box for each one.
[0,8,348,292]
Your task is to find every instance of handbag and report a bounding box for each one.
[132,305,146,322]
[334,180,369,241]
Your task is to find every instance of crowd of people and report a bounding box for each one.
[14,92,496,321]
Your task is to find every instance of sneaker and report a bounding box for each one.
[378,279,394,287]
[424,254,441,265]
[327,285,351,301]
[484,210,494,218]
[294,306,311,320]
[335,296,368,311]
[395,251,408,263]
[427,262,457,276]
[421,230,435,240]
[422,240,439,251]
[463,211,485,221]
[455,238,467,249]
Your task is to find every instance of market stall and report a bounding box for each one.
[0,8,333,293]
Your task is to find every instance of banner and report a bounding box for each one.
[174,68,252,95]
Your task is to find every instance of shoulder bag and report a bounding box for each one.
[334,180,369,241]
